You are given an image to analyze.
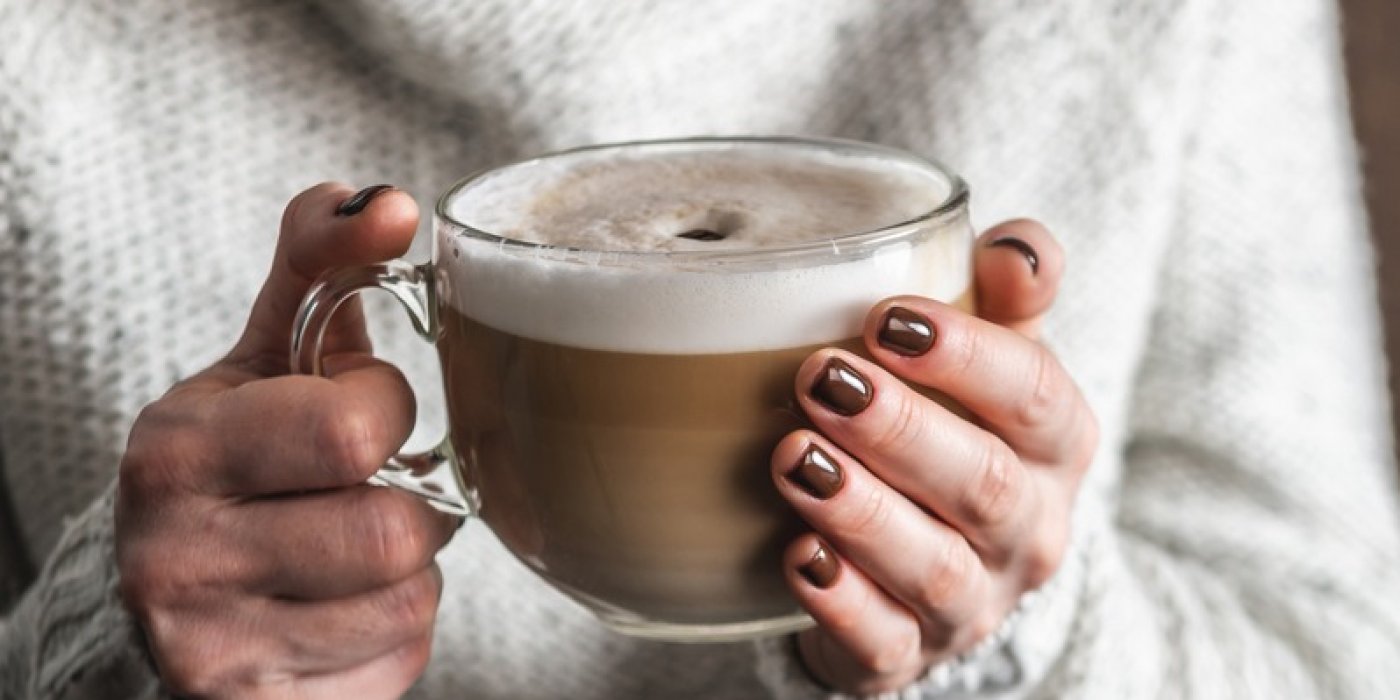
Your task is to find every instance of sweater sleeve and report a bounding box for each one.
[0,481,165,700]
[754,1,1400,698]
[1083,0,1400,695]
[0,445,37,611]
[0,4,162,697]
[1067,0,1400,695]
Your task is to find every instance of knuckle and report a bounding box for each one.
[920,541,974,615]
[1015,347,1061,430]
[147,621,227,696]
[965,613,1001,647]
[867,389,924,456]
[116,560,158,615]
[841,485,894,536]
[361,494,431,578]
[117,545,187,616]
[121,405,208,496]
[116,578,151,620]
[379,361,415,401]
[946,322,984,383]
[315,402,387,483]
[380,572,441,632]
[158,656,222,698]
[157,661,209,697]
[961,442,1023,530]
[1069,405,1101,472]
[820,585,876,637]
[855,631,920,676]
[396,634,435,680]
[1022,524,1068,589]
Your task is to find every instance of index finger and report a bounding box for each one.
[206,353,417,496]
[864,297,1096,468]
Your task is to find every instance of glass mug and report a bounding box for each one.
[291,137,974,642]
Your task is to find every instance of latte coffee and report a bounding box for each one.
[435,140,972,638]
[292,137,974,641]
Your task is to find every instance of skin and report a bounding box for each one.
[775,219,1097,694]
[116,183,1092,698]
[116,184,458,699]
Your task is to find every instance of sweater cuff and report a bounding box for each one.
[14,480,164,699]
[752,526,1088,699]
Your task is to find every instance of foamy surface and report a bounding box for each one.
[437,142,970,353]
[449,145,945,251]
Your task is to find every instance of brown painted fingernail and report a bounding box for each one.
[786,444,844,499]
[798,541,840,589]
[810,357,872,416]
[878,306,936,356]
[988,236,1039,274]
[336,184,396,216]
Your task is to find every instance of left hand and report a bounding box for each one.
[773,219,1097,695]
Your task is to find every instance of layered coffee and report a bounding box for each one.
[434,140,972,636]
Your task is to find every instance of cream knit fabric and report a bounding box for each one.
[3,0,1400,697]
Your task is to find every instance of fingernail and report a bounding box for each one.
[988,236,1039,274]
[786,444,844,499]
[810,357,872,416]
[336,184,396,216]
[798,541,840,589]
[878,306,936,357]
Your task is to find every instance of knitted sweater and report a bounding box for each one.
[2,0,1400,697]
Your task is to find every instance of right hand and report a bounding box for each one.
[115,183,459,699]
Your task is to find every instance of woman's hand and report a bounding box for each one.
[774,220,1096,695]
[115,183,458,699]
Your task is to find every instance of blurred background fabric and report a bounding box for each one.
[1342,0,1400,454]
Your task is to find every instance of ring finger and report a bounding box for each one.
[771,430,991,632]
[263,564,443,675]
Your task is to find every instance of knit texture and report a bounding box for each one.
[2,0,1400,697]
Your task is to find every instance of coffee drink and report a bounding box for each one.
[431,140,973,638]
[293,138,972,640]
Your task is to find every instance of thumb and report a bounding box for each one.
[973,219,1064,339]
[226,182,419,374]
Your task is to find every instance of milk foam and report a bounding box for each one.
[450,146,945,251]
[436,142,970,353]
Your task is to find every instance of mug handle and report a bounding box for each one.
[289,260,473,517]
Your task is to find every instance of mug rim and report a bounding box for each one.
[434,135,969,265]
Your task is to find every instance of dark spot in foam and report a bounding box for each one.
[676,229,727,241]
[676,209,747,242]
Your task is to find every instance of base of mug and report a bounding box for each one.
[597,610,816,643]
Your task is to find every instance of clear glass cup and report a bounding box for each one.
[291,136,973,642]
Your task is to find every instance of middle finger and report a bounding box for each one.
[233,485,457,600]
[864,296,1095,467]
[206,353,418,497]
[794,349,1040,561]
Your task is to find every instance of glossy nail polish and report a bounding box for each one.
[798,542,840,589]
[336,184,396,216]
[810,357,872,416]
[878,306,936,356]
[988,236,1039,274]
[786,444,844,499]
